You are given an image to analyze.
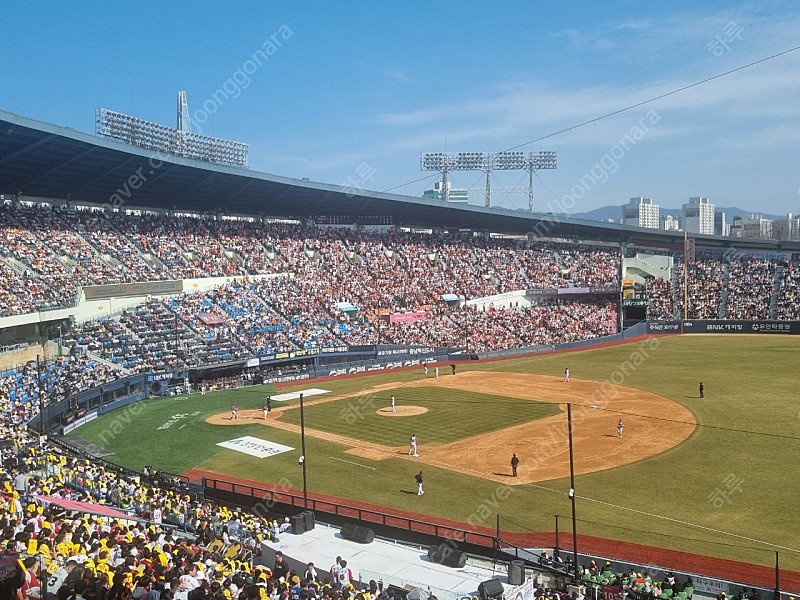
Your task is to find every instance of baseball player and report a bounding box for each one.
[424,364,429,376]
[434,366,439,378]
[263,402,269,420]
[564,368,570,382]
[409,434,418,457]
[617,419,624,438]
[415,471,424,495]
[391,395,396,413]
[231,404,238,420]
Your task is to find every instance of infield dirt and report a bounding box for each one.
[205,371,696,484]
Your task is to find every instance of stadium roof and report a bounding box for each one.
[1,108,798,251]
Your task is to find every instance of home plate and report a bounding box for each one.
[270,388,331,402]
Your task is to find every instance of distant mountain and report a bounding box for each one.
[569,205,786,223]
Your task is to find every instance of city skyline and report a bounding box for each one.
[1,1,799,215]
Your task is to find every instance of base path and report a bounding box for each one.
[205,372,696,484]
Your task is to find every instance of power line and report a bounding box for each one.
[382,44,800,195]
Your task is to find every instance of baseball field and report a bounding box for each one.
[68,335,800,573]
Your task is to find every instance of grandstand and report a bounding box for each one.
[2,108,800,597]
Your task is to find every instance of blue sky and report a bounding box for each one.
[2,1,799,215]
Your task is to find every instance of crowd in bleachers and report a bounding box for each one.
[684,259,724,319]
[645,277,675,320]
[777,261,800,320]
[0,412,383,598]
[0,204,619,317]
[726,258,776,320]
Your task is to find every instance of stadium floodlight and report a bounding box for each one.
[421,149,557,208]
[454,152,488,171]
[529,151,558,170]
[96,108,249,168]
[490,151,527,171]
[525,151,558,212]
[420,152,454,172]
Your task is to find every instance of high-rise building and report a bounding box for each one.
[422,181,469,204]
[682,197,715,235]
[663,214,680,231]
[730,216,742,237]
[772,213,800,240]
[714,211,728,236]
[622,197,660,229]
[740,213,773,239]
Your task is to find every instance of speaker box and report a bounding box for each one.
[302,510,315,531]
[385,585,408,600]
[508,559,525,585]
[290,514,306,535]
[441,548,467,568]
[427,544,443,563]
[340,523,374,544]
[478,579,504,600]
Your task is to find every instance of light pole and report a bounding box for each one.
[567,403,579,580]
[299,393,308,509]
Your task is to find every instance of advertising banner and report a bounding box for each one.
[83,280,183,300]
[683,320,800,334]
[389,311,427,324]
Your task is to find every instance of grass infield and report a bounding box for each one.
[69,335,800,571]
[277,387,561,446]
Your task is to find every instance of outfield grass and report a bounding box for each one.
[277,386,561,446]
[69,335,800,571]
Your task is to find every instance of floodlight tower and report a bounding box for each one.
[420,153,455,203]
[525,151,558,212]
[177,91,191,132]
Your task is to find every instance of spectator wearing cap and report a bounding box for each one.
[0,550,25,600]
[278,518,291,534]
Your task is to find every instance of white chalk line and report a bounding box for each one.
[328,456,376,470]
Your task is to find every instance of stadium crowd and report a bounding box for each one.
[0,390,392,598]
[0,204,621,317]
[2,203,800,325]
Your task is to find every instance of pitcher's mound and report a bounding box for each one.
[377,406,428,417]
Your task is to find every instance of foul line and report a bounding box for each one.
[328,456,376,470]
[523,481,800,555]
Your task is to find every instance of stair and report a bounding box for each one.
[0,255,28,275]
[86,351,133,377]
[769,265,784,319]
[719,262,731,319]
[141,252,167,272]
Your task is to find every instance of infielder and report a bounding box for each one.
[434,366,439,378]
[564,368,570,383]
[617,419,624,438]
[263,402,269,420]
[409,434,418,457]
[391,395,396,413]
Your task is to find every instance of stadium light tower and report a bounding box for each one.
[177,91,191,133]
[525,151,558,212]
[421,150,557,208]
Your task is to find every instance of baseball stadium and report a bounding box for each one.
[1,104,800,600]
